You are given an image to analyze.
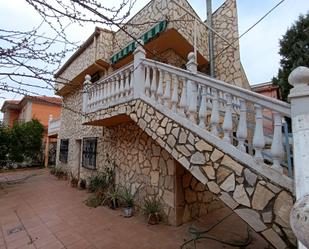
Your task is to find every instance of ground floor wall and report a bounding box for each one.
[56,120,224,225]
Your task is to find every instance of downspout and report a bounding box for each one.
[207,0,215,78]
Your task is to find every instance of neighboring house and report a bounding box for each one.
[1,96,62,128]
[251,81,281,100]
[1,96,62,165]
[54,0,296,247]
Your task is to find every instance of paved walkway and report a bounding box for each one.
[0,169,270,249]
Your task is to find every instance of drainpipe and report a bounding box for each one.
[206,0,215,77]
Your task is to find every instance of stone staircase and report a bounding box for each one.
[82,44,296,248]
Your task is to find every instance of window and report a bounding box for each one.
[82,138,97,170]
[59,139,69,163]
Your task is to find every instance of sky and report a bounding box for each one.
[0,0,308,118]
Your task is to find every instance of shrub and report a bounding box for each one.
[142,197,161,215]
[120,186,135,208]
[84,194,103,208]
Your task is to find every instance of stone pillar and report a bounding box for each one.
[288,66,309,249]
[133,39,146,98]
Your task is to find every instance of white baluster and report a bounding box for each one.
[119,73,124,98]
[222,93,233,143]
[236,99,247,152]
[188,80,198,123]
[171,74,179,113]
[163,72,171,108]
[124,70,130,96]
[129,68,134,95]
[111,77,116,101]
[210,88,220,136]
[271,112,284,173]
[157,69,164,104]
[253,104,265,162]
[179,77,187,117]
[198,86,207,128]
[115,76,120,100]
[144,66,151,96]
[150,67,157,99]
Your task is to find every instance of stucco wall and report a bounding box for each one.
[31,103,61,127]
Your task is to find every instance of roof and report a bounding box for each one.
[1,96,62,113]
[251,82,279,91]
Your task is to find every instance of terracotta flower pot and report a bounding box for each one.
[147,213,160,225]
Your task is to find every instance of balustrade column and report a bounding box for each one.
[163,72,171,108]
[270,112,283,173]
[198,86,207,128]
[144,66,151,96]
[171,74,179,113]
[179,77,187,117]
[252,104,265,162]
[210,89,219,136]
[150,68,157,99]
[157,69,164,104]
[222,93,233,143]
[124,70,130,96]
[236,99,248,152]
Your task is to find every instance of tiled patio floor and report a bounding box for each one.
[0,169,270,249]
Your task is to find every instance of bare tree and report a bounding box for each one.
[0,0,137,99]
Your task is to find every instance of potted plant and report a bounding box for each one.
[70,172,79,188]
[103,187,120,209]
[142,197,161,225]
[120,187,135,218]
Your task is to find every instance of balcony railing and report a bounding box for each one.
[48,117,61,136]
[83,44,294,179]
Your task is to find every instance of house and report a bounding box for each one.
[54,0,296,248]
[1,96,62,166]
[1,96,62,128]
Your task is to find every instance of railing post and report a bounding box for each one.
[133,40,146,98]
[186,52,198,123]
[288,66,309,249]
[83,74,91,113]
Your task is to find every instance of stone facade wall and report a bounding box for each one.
[56,30,114,83]
[56,0,251,91]
[100,122,178,225]
[213,0,250,89]
[84,99,296,248]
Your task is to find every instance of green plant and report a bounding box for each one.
[142,197,161,215]
[120,186,135,207]
[88,174,108,193]
[103,187,121,209]
[84,194,103,208]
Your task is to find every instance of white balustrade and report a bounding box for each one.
[84,63,134,113]
[84,48,293,178]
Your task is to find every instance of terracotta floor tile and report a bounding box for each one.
[0,169,271,249]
